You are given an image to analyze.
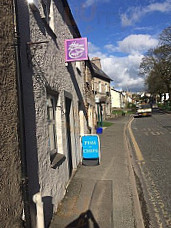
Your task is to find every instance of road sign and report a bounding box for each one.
[81,135,100,162]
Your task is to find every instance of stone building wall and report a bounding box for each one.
[85,62,97,132]
[93,77,110,95]
[93,77,111,118]
[0,0,23,227]
[16,0,90,226]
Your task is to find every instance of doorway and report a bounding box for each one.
[65,97,73,177]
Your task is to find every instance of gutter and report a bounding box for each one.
[13,0,31,227]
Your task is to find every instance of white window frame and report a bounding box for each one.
[99,81,102,93]
[105,83,108,92]
[49,0,55,32]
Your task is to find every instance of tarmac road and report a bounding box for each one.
[130,112,171,228]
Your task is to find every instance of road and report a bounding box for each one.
[130,112,171,228]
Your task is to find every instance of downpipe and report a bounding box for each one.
[33,193,45,228]
[13,0,31,226]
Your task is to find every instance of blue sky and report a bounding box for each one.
[67,0,171,91]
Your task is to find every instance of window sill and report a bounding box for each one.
[51,153,66,169]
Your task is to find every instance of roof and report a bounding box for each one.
[111,88,122,94]
[91,62,113,82]
[61,0,81,38]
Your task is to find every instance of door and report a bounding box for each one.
[65,97,73,177]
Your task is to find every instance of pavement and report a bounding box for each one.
[50,116,144,228]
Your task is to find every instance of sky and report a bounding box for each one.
[67,0,171,92]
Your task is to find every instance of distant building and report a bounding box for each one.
[84,61,97,133]
[122,91,133,106]
[111,88,125,108]
[91,57,112,122]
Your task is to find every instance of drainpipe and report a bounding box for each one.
[33,193,45,228]
[13,0,31,227]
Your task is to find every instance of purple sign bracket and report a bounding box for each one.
[65,37,88,62]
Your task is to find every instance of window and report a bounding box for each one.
[105,83,108,92]
[49,1,55,31]
[99,81,102,93]
[41,0,55,32]
[46,93,66,168]
[76,61,81,71]
[47,94,57,154]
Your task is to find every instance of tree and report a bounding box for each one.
[140,25,171,102]
[139,49,156,76]
[145,70,166,97]
[159,25,171,56]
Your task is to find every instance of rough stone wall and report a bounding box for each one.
[0,0,23,227]
[94,77,110,94]
[93,77,111,119]
[85,63,95,105]
[84,63,97,132]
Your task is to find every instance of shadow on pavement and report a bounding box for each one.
[65,210,100,228]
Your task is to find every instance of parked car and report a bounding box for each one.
[135,104,152,117]
[152,103,158,109]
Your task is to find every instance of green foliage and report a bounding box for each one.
[112,110,123,115]
[126,110,136,114]
[140,25,171,101]
[158,102,171,111]
[102,121,113,127]
[126,103,136,113]
[126,102,136,109]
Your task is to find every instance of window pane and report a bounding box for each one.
[47,97,53,120]
[48,124,55,150]
[47,94,57,152]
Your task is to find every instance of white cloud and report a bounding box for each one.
[147,0,171,12]
[104,44,119,52]
[83,0,109,8]
[134,26,153,31]
[105,34,158,54]
[89,33,158,91]
[89,42,145,91]
[121,8,141,27]
[88,42,108,59]
[101,54,144,91]
[118,34,158,54]
[88,42,100,53]
[121,0,171,26]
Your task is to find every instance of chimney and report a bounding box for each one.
[91,57,101,69]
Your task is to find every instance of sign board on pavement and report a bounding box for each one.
[81,135,100,162]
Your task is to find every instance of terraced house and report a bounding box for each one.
[91,57,112,123]
[0,0,96,227]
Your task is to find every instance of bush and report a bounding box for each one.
[126,103,136,113]
[127,102,136,109]
[157,102,171,111]
[112,110,123,115]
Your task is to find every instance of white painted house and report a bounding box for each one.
[111,88,125,108]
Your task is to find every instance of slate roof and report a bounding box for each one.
[61,0,81,38]
[91,62,113,82]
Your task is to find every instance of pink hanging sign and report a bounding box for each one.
[65,37,88,62]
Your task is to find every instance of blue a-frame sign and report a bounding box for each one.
[81,135,101,162]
